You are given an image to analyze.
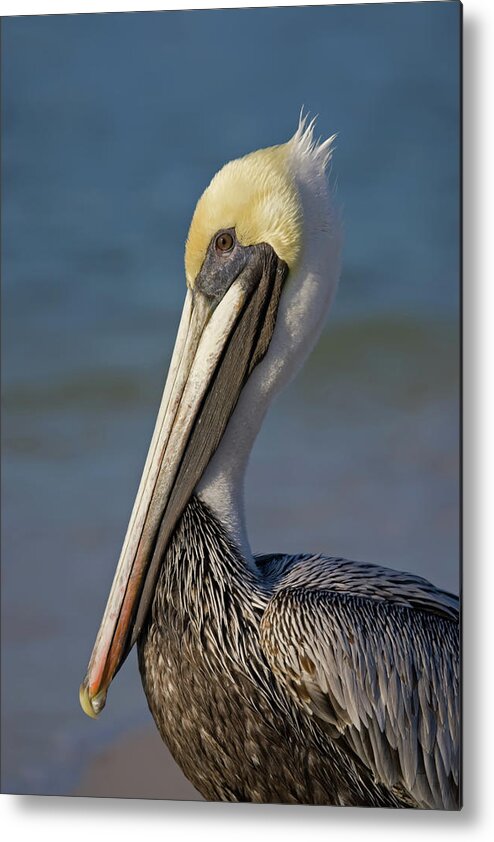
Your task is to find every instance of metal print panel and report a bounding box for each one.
[1,1,461,807]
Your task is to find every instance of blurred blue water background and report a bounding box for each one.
[1,3,460,796]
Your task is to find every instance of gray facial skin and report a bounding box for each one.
[195,228,256,305]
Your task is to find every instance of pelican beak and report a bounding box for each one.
[80,243,287,718]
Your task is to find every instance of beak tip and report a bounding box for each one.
[79,679,106,720]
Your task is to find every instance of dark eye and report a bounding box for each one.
[215,231,235,254]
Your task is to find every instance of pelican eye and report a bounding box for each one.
[195,227,246,303]
[215,230,235,254]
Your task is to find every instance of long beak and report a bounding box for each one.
[80,245,287,718]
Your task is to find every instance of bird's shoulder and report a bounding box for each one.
[256,553,460,809]
[256,552,459,621]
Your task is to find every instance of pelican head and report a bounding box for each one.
[80,115,341,719]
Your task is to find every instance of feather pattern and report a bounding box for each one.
[139,497,459,809]
[259,554,459,810]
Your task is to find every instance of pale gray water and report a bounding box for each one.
[1,3,460,796]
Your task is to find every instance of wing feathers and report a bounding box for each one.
[259,559,459,810]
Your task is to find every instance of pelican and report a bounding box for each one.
[80,117,460,809]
